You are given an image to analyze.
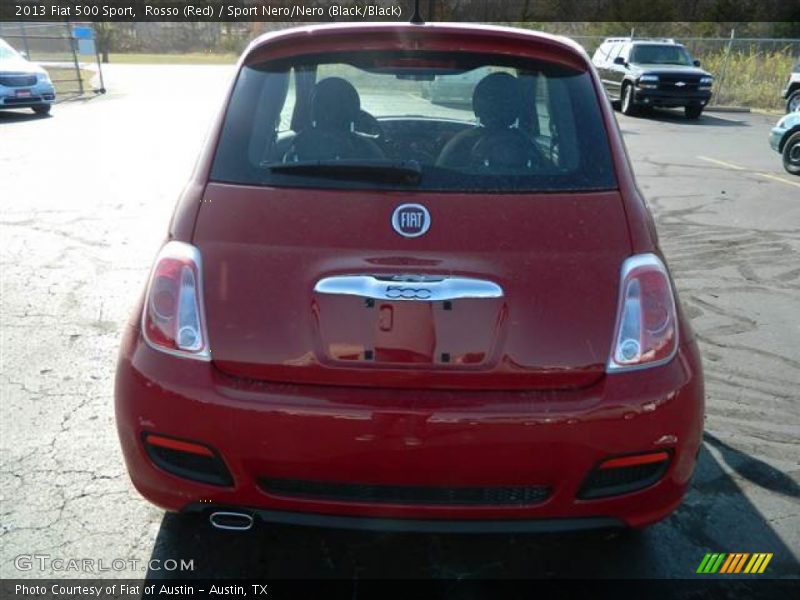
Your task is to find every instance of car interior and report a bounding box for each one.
[211,52,616,191]
[266,66,557,171]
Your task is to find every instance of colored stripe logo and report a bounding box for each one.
[697,553,773,574]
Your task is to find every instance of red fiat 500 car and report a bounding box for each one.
[115,23,704,533]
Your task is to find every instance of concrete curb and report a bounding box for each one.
[750,108,785,117]
[706,106,751,113]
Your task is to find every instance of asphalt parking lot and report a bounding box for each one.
[1,64,798,581]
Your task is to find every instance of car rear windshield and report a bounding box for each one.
[211,51,617,192]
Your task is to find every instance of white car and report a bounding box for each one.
[769,109,800,176]
[0,38,55,114]
[783,61,800,113]
[421,66,495,105]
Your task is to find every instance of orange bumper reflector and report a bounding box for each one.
[145,434,214,457]
[599,451,670,470]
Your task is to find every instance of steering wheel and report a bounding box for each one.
[470,130,540,172]
[354,110,383,139]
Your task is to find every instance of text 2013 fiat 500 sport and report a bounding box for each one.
[115,23,704,533]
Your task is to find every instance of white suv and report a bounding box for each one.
[0,38,55,115]
[783,61,800,113]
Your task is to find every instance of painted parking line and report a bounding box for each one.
[698,155,800,188]
[757,171,800,188]
[697,156,745,171]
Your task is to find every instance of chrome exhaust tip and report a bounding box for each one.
[209,511,254,531]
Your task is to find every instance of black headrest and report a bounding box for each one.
[311,77,360,131]
[473,72,524,130]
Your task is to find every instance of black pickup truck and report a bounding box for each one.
[592,38,714,119]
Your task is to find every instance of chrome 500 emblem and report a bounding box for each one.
[385,286,433,300]
[391,204,430,238]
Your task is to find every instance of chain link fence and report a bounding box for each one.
[2,22,797,110]
[0,21,105,100]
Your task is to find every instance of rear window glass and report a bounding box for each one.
[211,51,616,192]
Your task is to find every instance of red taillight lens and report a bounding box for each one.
[142,241,210,360]
[144,434,214,457]
[598,451,670,470]
[608,253,678,371]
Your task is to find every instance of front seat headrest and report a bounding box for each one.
[311,77,361,131]
[472,72,524,130]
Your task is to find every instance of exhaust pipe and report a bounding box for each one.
[209,511,254,531]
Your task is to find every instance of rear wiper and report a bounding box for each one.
[266,160,422,185]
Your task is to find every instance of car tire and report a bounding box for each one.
[621,83,637,116]
[32,105,51,115]
[685,105,703,120]
[782,131,800,176]
[786,90,800,114]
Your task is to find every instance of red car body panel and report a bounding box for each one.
[116,326,703,528]
[116,23,704,530]
[195,185,630,390]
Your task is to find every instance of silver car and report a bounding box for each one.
[421,66,494,105]
[769,108,800,176]
[0,38,55,115]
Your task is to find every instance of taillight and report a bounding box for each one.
[142,241,210,360]
[607,253,678,372]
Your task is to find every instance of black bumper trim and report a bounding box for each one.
[633,89,711,107]
[183,503,625,533]
[258,477,551,506]
[0,99,54,109]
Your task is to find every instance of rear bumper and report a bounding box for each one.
[115,325,704,530]
[186,504,623,533]
[632,87,711,108]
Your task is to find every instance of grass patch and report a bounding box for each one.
[45,66,97,96]
[698,48,795,110]
[106,52,237,65]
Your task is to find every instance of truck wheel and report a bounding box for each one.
[621,83,637,116]
[685,105,703,120]
[787,91,800,113]
[782,131,800,176]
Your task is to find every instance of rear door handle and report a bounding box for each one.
[314,275,504,302]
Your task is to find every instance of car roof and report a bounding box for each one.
[631,41,684,46]
[243,23,590,71]
[249,22,584,53]
[601,37,681,46]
